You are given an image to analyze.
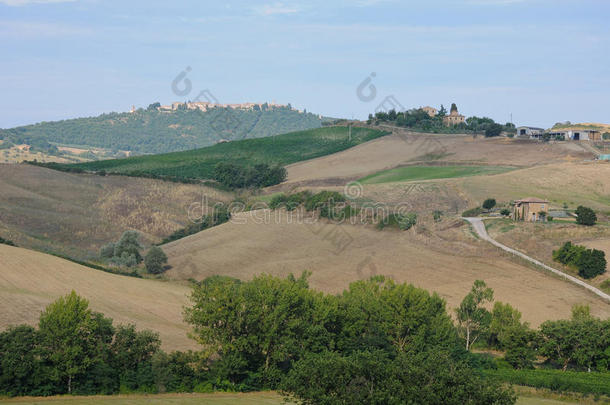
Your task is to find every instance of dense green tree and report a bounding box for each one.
[539,305,610,371]
[113,230,143,264]
[485,123,504,138]
[282,349,515,405]
[438,104,447,117]
[482,198,497,210]
[0,325,41,396]
[37,291,115,393]
[456,280,494,350]
[575,206,597,226]
[144,246,168,274]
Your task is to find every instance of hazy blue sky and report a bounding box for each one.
[1,0,608,128]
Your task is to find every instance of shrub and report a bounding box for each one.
[0,236,16,246]
[304,191,345,211]
[462,207,483,217]
[575,206,596,226]
[377,212,417,230]
[553,242,606,279]
[100,243,116,258]
[213,162,286,189]
[145,246,168,275]
[500,208,511,216]
[433,210,443,222]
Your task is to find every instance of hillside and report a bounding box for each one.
[60,126,389,181]
[162,210,610,326]
[0,243,193,351]
[0,164,233,258]
[0,105,323,154]
[283,130,592,186]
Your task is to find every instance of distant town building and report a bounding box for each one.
[513,197,549,222]
[421,106,437,117]
[443,104,465,126]
[157,101,293,113]
[516,126,544,138]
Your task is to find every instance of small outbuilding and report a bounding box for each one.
[517,126,545,138]
[513,197,549,222]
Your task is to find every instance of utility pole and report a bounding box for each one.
[348,124,352,141]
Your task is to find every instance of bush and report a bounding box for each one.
[500,208,511,216]
[483,369,610,396]
[0,236,16,246]
[145,246,168,275]
[100,243,116,258]
[553,241,606,279]
[377,212,417,230]
[575,206,596,226]
[160,208,230,244]
[462,207,483,217]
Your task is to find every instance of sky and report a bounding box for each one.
[1,0,608,128]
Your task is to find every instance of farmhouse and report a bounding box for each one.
[443,104,465,126]
[421,106,437,117]
[517,126,544,138]
[513,197,549,222]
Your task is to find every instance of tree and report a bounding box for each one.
[0,325,41,396]
[575,206,597,226]
[482,198,497,210]
[438,104,447,117]
[485,123,503,138]
[456,280,494,350]
[144,246,168,274]
[99,243,115,259]
[113,231,143,264]
[576,248,606,279]
[37,291,114,393]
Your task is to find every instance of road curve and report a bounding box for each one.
[463,217,610,303]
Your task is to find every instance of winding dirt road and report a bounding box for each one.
[463,217,610,303]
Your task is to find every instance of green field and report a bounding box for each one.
[0,392,286,405]
[0,392,591,405]
[359,165,514,184]
[60,127,388,180]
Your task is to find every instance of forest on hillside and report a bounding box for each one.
[0,105,323,154]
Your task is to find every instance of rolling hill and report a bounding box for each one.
[161,210,610,326]
[58,126,390,181]
[0,164,233,258]
[0,243,194,351]
[0,105,324,154]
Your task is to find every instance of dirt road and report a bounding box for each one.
[463,217,610,302]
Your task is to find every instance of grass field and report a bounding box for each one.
[359,165,514,184]
[0,244,194,351]
[61,127,389,180]
[0,392,286,404]
[0,391,598,405]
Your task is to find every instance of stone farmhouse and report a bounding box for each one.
[443,104,465,126]
[513,197,549,222]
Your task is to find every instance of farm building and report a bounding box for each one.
[443,104,465,126]
[546,129,602,141]
[516,126,545,138]
[513,197,549,222]
[421,106,438,117]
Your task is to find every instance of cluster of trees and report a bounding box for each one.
[455,281,610,372]
[0,292,199,396]
[185,273,516,404]
[0,106,323,154]
[368,105,515,137]
[213,162,286,188]
[376,212,417,230]
[575,205,597,226]
[100,231,168,274]
[0,236,16,246]
[553,241,607,279]
[160,209,231,244]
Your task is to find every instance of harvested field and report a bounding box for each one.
[163,210,610,326]
[0,244,194,351]
[285,132,592,186]
[0,164,232,258]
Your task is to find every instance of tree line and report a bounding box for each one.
[368,105,515,137]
